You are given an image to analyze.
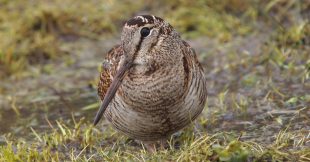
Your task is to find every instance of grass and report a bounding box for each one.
[1,118,309,161]
[0,0,309,161]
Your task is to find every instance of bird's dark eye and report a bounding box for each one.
[140,27,151,37]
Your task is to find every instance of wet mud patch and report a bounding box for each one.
[0,91,98,142]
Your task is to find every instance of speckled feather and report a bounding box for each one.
[97,15,207,141]
[98,45,122,100]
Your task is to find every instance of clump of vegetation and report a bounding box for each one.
[1,118,309,161]
[147,0,258,40]
[0,0,266,77]
[0,0,143,77]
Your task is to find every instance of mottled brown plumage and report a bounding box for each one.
[94,15,207,142]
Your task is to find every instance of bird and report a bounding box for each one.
[93,15,207,151]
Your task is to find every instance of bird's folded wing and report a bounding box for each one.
[98,45,123,101]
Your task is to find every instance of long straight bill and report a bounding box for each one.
[93,61,132,125]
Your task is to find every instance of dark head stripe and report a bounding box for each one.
[125,15,164,27]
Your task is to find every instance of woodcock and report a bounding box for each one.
[94,15,207,143]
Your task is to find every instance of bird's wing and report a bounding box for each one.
[181,40,204,73]
[181,40,207,102]
[98,45,123,101]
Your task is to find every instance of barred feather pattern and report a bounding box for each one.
[98,45,122,100]
[97,15,207,141]
[98,43,207,141]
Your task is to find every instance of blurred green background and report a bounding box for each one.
[0,0,308,77]
[0,0,309,161]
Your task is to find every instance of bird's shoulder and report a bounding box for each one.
[181,40,204,72]
[98,45,123,101]
[181,40,207,104]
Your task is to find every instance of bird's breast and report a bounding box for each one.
[118,65,185,109]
